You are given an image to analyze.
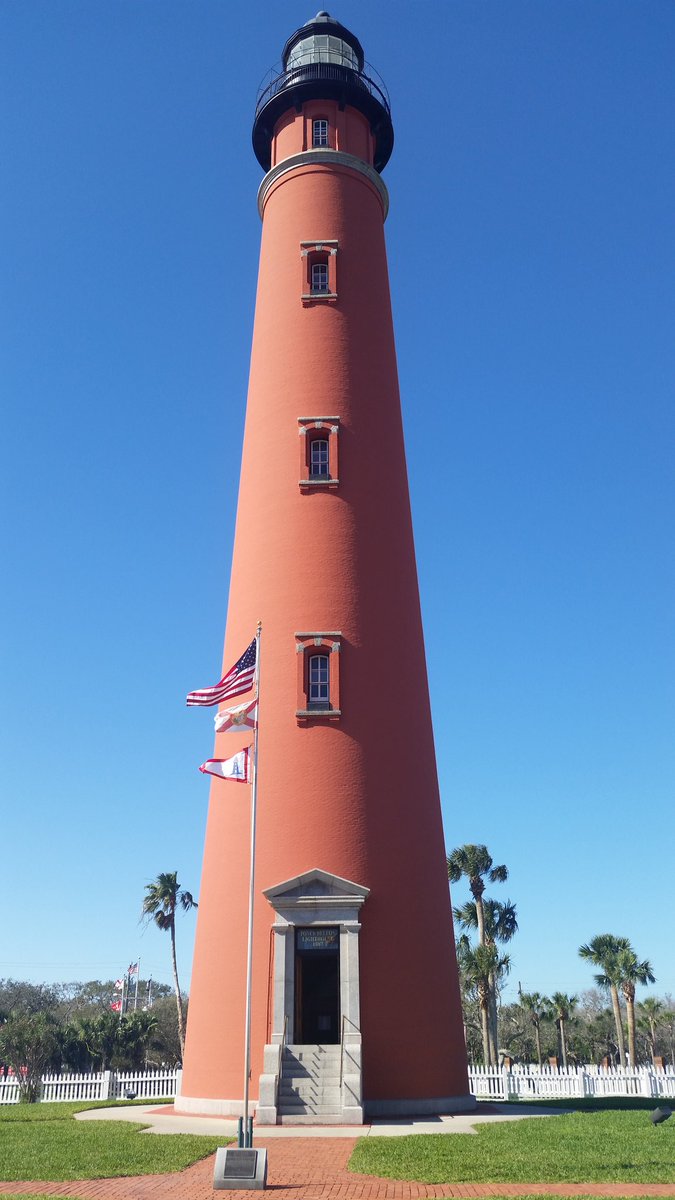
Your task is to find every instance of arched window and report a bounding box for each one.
[311,260,329,293]
[298,417,339,489]
[308,654,330,709]
[313,118,329,147]
[309,438,329,478]
[295,633,341,721]
[300,240,338,303]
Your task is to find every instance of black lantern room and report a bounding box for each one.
[252,11,394,173]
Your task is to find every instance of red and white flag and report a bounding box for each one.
[187,639,257,707]
[128,962,138,975]
[114,978,124,991]
[199,747,252,784]
[214,699,258,734]
[110,1000,122,1012]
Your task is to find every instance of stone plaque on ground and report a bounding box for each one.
[213,1146,268,1190]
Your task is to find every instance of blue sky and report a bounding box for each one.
[2,0,673,1009]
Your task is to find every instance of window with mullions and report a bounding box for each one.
[313,118,329,147]
[308,654,330,709]
[311,261,329,293]
[309,438,329,478]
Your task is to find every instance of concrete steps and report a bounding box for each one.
[277,1044,343,1123]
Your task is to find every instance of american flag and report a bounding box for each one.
[186,638,257,707]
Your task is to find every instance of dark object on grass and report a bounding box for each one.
[651,1106,672,1125]
[125,1089,137,1100]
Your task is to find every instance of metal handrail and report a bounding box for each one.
[255,61,391,122]
[339,1014,347,1089]
[278,1013,289,1093]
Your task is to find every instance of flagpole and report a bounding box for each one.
[242,621,261,1146]
[134,959,140,1011]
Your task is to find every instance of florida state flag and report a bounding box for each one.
[214,699,258,734]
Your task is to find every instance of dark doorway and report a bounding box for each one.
[295,926,340,1044]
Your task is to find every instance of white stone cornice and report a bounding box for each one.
[258,149,389,220]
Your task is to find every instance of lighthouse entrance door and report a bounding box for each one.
[259,869,368,1124]
[295,926,340,1044]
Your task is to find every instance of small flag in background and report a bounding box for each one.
[187,639,257,707]
[114,978,124,991]
[199,747,252,784]
[110,1000,122,1012]
[215,699,258,734]
[128,962,138,975]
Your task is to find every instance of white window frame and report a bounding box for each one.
[308,653,330,708]
[309,438,329,478]
[311,261,329,293]
[313,118,329,147]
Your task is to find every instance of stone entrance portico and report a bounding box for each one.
[257,868,369,1125]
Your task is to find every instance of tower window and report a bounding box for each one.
[311,261,329,293]
[295,632,342,721]
[309,438,329,478]
[308,654,330,709]
[298,417,339,489]
[313,119,329,147]
[301,240,338,303]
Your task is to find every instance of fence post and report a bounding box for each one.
[101,1071,113,1101]
[175,1068,183,1097]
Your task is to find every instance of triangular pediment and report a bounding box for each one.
[263,867,369,903]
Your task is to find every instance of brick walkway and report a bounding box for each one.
[3,1137,675,1200]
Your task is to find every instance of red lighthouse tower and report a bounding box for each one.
[178,11,473,1123]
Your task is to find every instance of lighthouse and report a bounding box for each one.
[177,11,473,1123]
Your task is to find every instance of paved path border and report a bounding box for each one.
[3,1132,675,1200]
[72,1101,566,1138]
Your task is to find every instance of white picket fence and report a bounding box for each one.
[0,1067,181,1105]
[469,1063,675,1101]
[1,1063,673,1105]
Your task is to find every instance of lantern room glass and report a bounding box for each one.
[287,35,359,71]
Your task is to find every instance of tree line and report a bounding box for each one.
[0,870,197,1101]
[448,843,674,1069]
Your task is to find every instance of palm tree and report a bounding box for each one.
[579,934,630,1065]
[142,872,197,1058]
[447,845,508,949]
[518,990,549,1067]
[615,945,655,1067]
[456,937,506,1067]
[637,996,664,1065]
[454,897,518,1063]
[548,992,578,1069]
[119,1010,159,1069]
[77,1011,120,1071]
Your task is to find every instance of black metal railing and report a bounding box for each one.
[255,61,391,122]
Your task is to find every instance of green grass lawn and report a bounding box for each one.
[500,1096,671,1112]
[350,1108,675,1184]
[0,1102,224,1182]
